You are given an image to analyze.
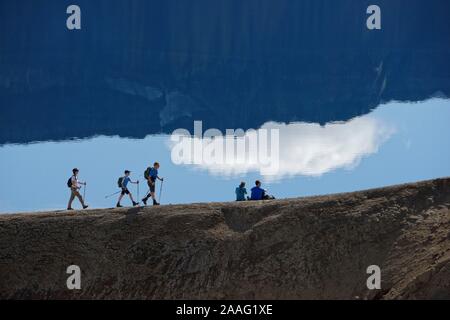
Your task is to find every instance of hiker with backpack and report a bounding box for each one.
[235,181,248,201]
[142,162,164,206]
[116,170,139,207]
[67,168,89,210]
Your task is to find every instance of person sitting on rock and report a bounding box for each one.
[250,180,275,201]
[235,181,248,201]
[250,180,265,200]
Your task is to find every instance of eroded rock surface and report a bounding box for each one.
[0,178,449,299]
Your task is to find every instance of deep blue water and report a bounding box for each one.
[1,1,449,212]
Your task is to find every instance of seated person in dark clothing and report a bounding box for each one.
[250,180,266,200]
[250,180,276,200]
[235,181,248,201]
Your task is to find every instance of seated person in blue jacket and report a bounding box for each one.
[235,181,248,201]
[250,180,275,200]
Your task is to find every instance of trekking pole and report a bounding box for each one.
[105,190,121,199]
[159,180,164,204]
[137,181,140,202]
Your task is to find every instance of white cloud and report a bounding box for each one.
[168,115,394,180]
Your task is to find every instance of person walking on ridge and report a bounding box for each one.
[142,162,164,206]
[67,168,88,210]
[116,170,139,207]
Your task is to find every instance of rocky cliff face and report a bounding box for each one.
[1,177,449,299]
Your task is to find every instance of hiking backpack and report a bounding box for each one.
[144,167,152,180]
[117,176,124,188]
[67,177,72,188]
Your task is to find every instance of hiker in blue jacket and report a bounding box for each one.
[117,170,139,207]
[142,162,164,206]
[250,180,275,200]
[250,180,266,200]
[235,182,248,201]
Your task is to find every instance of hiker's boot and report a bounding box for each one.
[67,207,74,211]
[133,201,139,206]
[142,198,147,206]
[83,205,89,209]
[116,203,122,208]
[153,199,160,206]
